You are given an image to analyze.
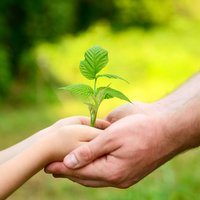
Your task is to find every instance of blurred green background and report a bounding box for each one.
[0,0,200,199]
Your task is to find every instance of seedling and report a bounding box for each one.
[61,46,131,127]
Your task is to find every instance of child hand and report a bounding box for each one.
[44,117,110,162]
[50,116,110,130]
[49,125,103,161]
[0,116,109,199]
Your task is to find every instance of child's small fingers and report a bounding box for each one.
[95,119,111,130]
[53,116,110,130]
[79,117,110,129]
[77,125,102,141]
[60,125,102,142]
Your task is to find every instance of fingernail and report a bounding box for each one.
[44,168,50,174]
[64,154,78,168]
[44,165,53,174]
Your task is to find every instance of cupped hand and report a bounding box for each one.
[45,110,178,188]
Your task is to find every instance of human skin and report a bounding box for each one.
[0,117,109,199]
[45,72,200,188]
[0,117,108,164]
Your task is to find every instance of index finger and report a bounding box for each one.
[45,156,110,181]
[79,117,111,129]
[52,116,110,130]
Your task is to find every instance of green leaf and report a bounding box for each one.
[97,87,131,103]
[60,84,94,98]
[96,87,109,104]
[80,46,108,80]
[96,74,129,83]
[80,60,95,80]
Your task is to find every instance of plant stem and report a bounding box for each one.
[94,77,97,93]
[90,108,98,127]
[90,77,99,127]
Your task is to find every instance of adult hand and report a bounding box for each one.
[45,73,200,188]
[105,101,157,123]
[45,105,181,188]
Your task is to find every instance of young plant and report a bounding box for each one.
[61,46,131,127]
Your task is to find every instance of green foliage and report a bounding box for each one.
[96,74,129,83]
[41,21,199,104]
[1,105,200,200]
[80,46,109,80]
[60,84,93,98]
[0,0,200,104]
[0,47,11,100]
[1,22,200,198]
[98,87,131,102]
[62,46,130,126]
[1,1,200,198]
[0,0,75,103]
[113,0,200,29]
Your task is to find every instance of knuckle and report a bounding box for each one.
[107,114,118,123]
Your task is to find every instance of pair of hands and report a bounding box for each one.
[45,102,177,188]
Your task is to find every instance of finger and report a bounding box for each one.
[106,102,147,123]
[105,104,134,123]
[51,173,110,187]
[52,117,84,128]
[45,162,67,174]
[79,117,110,129]
[65,125,103,142]
[63,130,118,169]
[45,156,110,181]
[52,116,110,129]
[62,176,111,187]
[45,160,102,180]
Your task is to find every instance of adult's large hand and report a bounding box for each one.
[45,73,200,188]
[45,108,183,188]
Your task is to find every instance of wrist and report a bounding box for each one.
[40,126,78,163]
[34,130,58,164]
[157,98,200,158]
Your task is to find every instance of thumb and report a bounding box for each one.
[106,103,134,123]
[63,130,115,169]
[106,102,148,123]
